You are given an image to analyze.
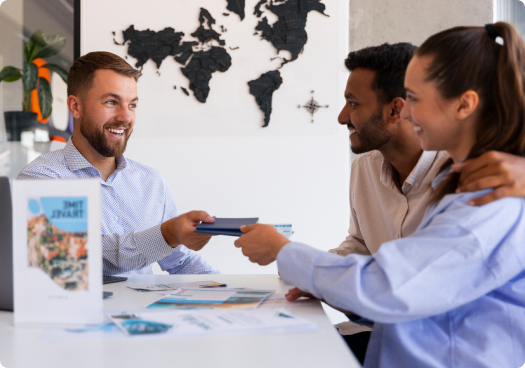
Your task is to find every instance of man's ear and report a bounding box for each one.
[67,95,82,119]
[456,90,479,120]
[387,97,406,124]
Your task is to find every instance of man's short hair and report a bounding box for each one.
[344,43,417,104]
[67,51,141,97]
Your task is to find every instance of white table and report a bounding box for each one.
[0,274,360,368]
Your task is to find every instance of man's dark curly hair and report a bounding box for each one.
[345,43,417,105]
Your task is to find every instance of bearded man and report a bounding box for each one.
[18,51,218,276]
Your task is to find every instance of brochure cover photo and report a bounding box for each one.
[27,197,89,291]
[13,179,102,326]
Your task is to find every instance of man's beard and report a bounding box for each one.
[79,117,132,158]
[351,106,392,154]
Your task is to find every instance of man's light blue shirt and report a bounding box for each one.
[278,185,525,367]
[18,139,218,276]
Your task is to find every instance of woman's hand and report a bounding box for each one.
[234,224,290,265]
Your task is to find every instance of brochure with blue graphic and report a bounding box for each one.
[13,179,102,326]
[146,288,274,310]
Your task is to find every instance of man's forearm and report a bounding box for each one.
[102,224,173,275]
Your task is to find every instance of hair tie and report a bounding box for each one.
[485,24,498,41]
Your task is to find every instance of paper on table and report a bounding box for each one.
[110,308,317,337]
[257,293,318,309]
[146,288,274,309]
[43,308,319,341]
[110,314,174,336]
[127,280,221,292]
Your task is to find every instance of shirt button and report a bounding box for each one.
[107,186,111,190]
[162,254,167,257]
[114,216,119,221]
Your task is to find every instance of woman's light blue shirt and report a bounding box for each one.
[277,189,525,367]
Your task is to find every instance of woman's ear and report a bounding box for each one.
[456,90,479,120]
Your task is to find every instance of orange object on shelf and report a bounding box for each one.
[50,136,67,143]
[30,58,51,123]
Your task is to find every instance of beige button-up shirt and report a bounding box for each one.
[331,150,449,335]
[331,150,449,256]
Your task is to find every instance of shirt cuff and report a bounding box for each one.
[135,224,174,265]
[276,241,326,298]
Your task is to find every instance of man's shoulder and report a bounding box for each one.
[122,157,165,181]
[351,150,384,172]
[353,150,384,163]
[17,150,68,179]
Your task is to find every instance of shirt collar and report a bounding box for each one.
[380,150,439,190]
[63,137,128,174]
[431,166,453,191]
[404,151,439,188]
[431,157,460,191]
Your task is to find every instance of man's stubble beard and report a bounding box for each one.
[79,116,132,158]
[351,106,392,155]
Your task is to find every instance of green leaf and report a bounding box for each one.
[31,30,47,47]
[0,66,22,82]
[44,63,68,83]
[33,34,66,60]
[24,39,33,63]
[37,77,53,119]
[26,30,47,62]
[22,61,38,93]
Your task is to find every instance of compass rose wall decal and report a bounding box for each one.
[298,91,329,123]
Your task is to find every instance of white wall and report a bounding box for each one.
[350,0,493,50]
[126,134,350,274]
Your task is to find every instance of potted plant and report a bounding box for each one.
[0,30,68,141]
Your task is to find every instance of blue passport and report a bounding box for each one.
[194,218,259,237]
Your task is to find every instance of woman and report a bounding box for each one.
[235,22,525,367]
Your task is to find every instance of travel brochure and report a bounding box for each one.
[126,280,226,292]
[146,288,275,309]
[12,179,102,326]
[109,309,317,337]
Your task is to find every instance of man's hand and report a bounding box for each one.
[234,224,290,266]
[161,211,214,251]
[452,151,525,206]
[285,287,315,301]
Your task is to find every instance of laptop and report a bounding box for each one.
[0,177,13,311]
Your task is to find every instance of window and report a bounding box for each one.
[494,0,525,36]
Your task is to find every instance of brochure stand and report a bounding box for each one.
[13,179,103,326]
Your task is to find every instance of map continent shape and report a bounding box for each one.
[119,8,232,104]
[226,0,246,20]
[182,47,232,103]
[254,0,328,66]
[248,70,283,127]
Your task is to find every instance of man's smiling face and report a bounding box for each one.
[338,68,392,154]
[77,69,138,158]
